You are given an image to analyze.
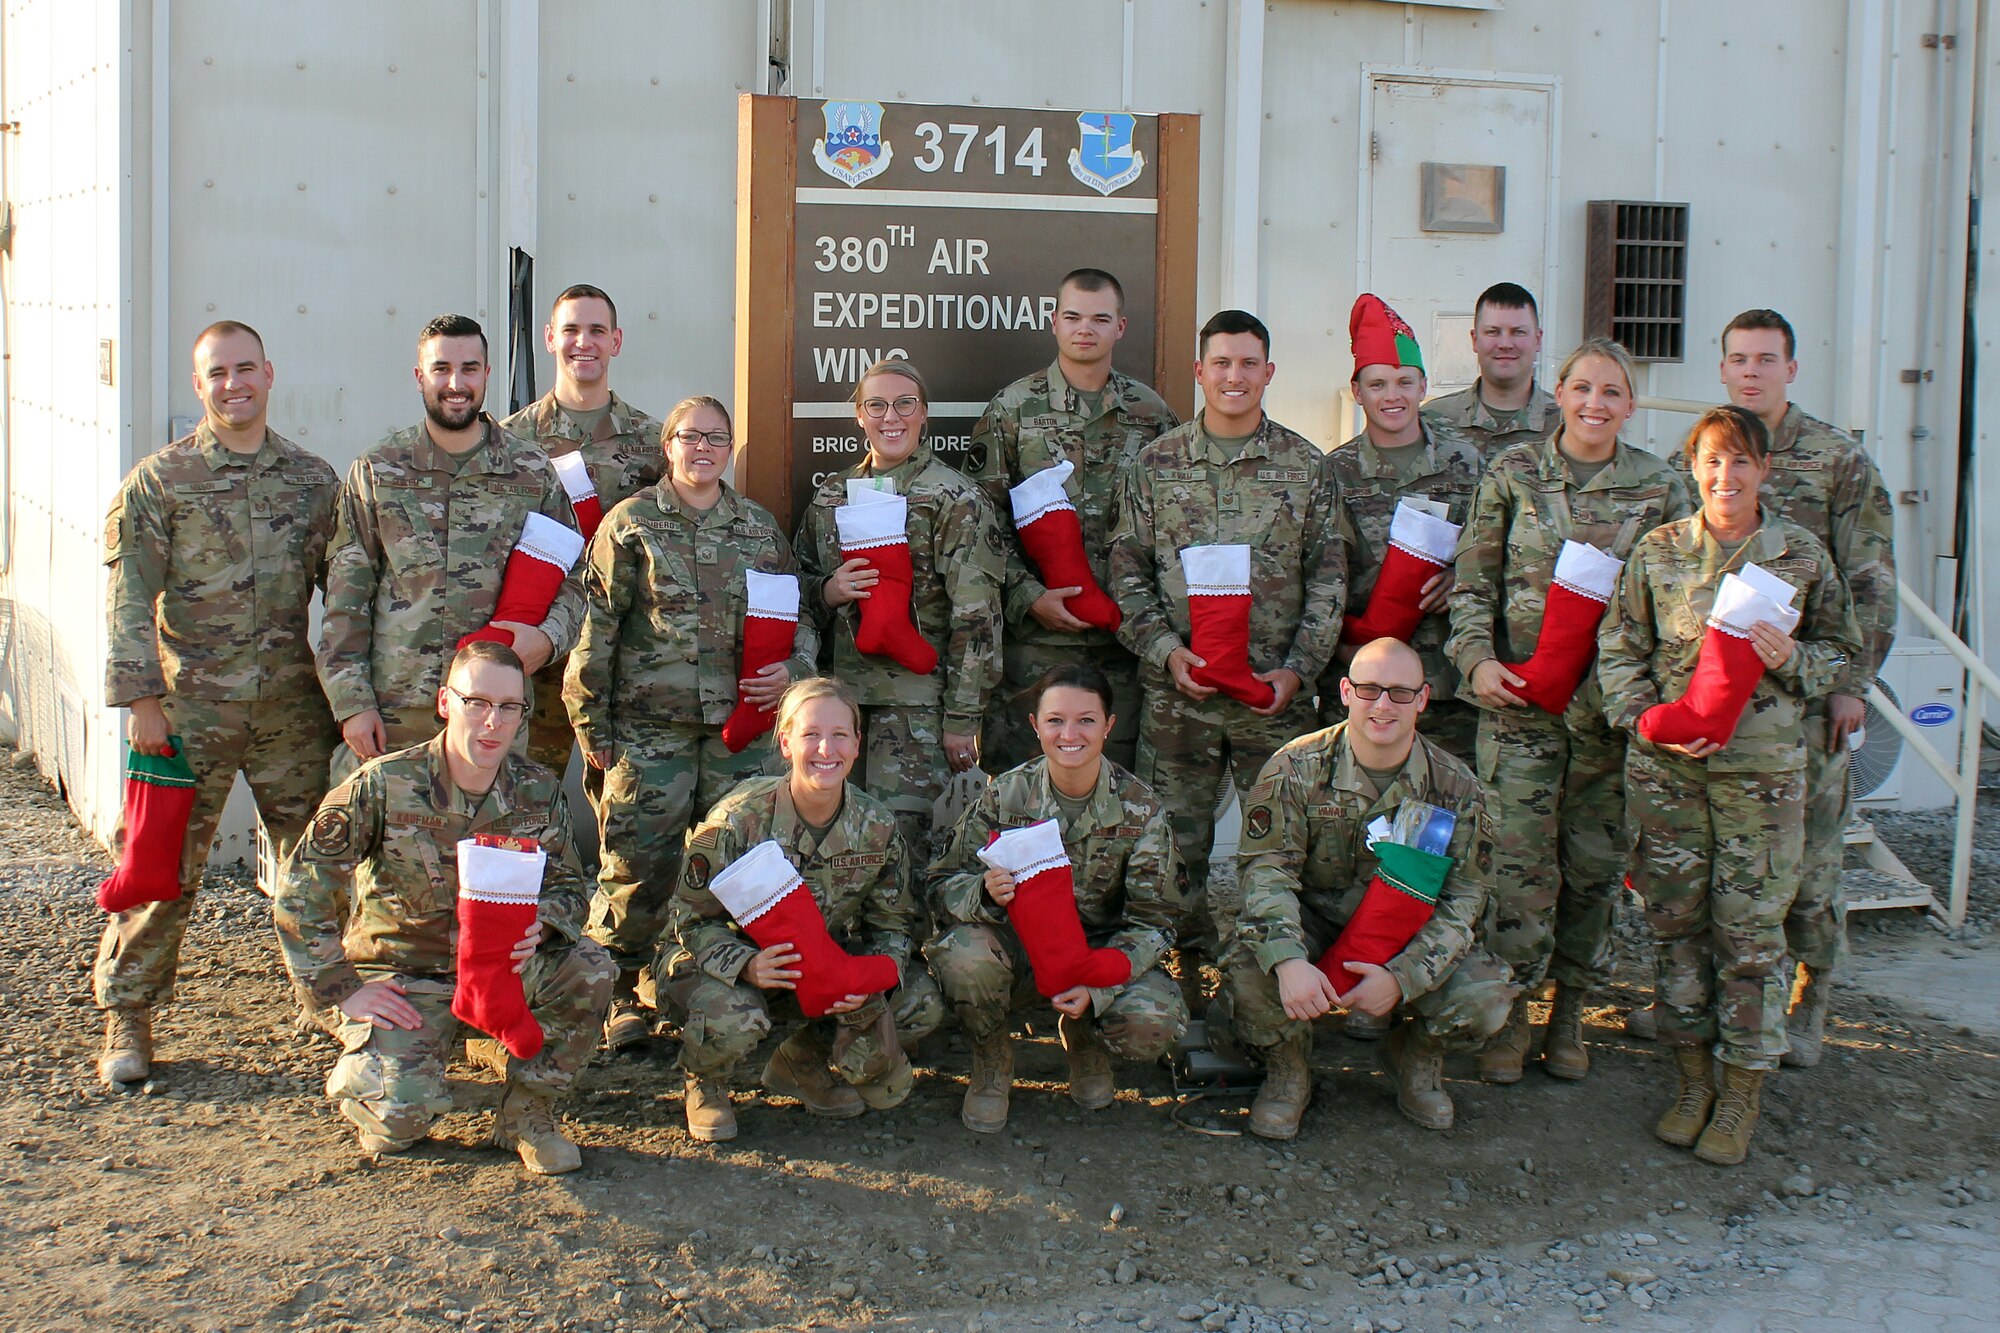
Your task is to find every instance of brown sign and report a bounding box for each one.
[735,96,1198,527]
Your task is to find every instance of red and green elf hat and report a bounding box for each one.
[1349,293,1423,379]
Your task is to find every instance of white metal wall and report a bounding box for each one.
[0,0,1984,854]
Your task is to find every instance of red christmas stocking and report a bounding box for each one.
[451,835,546,1061]
[709,840,900,1018]
[1316,842,1451,991]
[1010,460,1120,632]
[1341,501,1461,646]
[459,512,587,651]
[1505,540,1625,715]
[980,820,1132,997]
[550,452,605,542]
[722,570,801,753]
[1638,566,1801,749]
[1178,544,1275,709]
[97,738,199,914]
[834,491,939,676]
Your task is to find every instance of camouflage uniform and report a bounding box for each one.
[272,734,615,1144]
[1316,421,1484,759]
[1445,438,1693,993]
[500,390,664,770]
[95,425,341,1011]
[966,360,1179,772]
[1670,405,1897,971]
[1598,515,1861,1068]
[792,443,1004,854]
[317,416,585,773]
[1221,723,1516,1051]
[1421,380,1557,462]
[564,481,816,973]
[926,756,1188,1060]
[1107,414,1347,945]
[661,775,940,1090]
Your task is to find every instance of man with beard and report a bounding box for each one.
[319,315,585,779]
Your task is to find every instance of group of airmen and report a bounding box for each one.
[93,265,1894,1176]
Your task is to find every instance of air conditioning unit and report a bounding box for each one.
[1852,636,1964,812]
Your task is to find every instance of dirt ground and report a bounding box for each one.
[2,753,1996,1333]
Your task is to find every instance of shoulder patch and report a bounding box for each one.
[309,807,353,858]
[688,823,721,850]
[683,852,712,890]
[1244,805,1273,842]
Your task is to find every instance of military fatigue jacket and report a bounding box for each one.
[317,416,585,722]
[928,755,1183,981]
[1421,380,1557,461]
[793,444,1004,730]
[665,775,916,988]
[967,360,1179,650]
[1109,414,1348,683]
[1670,404,1896,696]
[273,734,589,1007]
[103,425,339,707]
[1447,436,1693,709]
[1329,422,1484,696]
[565,481,817,749]
[1597,514,1861,773]
[1236,723,1493,1002]
[500,389,665,517]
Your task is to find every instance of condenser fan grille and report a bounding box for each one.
[1851,676,1904,800]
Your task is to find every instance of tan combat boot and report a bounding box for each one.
[1693,1063,1766,1166]
[98,1008,153,1085]
[683,1073,738,1142]
[1781,963,1829,1068]
[1247,1032,1314,1140]
[464,1037,508,1078]
[1540,983,1590,1080]
[1379,1021,1454,1130]
[761,1028,865,1118]
[1059,1014,1115,1110]
[492,1085,582,1175]
[603,970,651,1052]
[1655,1044,1717,1148]
[961,1027,1015,1134]
[1477,994,1530,1085]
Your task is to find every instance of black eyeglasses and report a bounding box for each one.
[859,395,922,420]
[1347,681,1423,704]
[446,687,528,721]
[671,429,733,449]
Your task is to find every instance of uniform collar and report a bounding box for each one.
[1539,433,1647,491]
[1191,412,1275,463]
[1683,509,1789,562]
[1348,422,1443,479]
[773,779,857,862]
[1329,719,1431,819]
[531,389,640,445]
[654,478,746,528]
[1028,755,1125,838]
[1460,378,1553,433]
[421,730,520,832]
[195,421,279,472]
[1047,358,1124,424]
[410,415,509,476]
[860,442,935,486]
[1770,402,1804,455]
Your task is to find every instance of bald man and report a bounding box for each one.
[1218,638,1518,1139]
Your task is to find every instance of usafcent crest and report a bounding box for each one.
[813,101,893,187]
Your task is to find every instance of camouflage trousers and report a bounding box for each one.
[854,703,952,862]
[665,967,944,1086]
[1134,674,1320,955]
[1790,714,1851,970]
[323,940,616,1147]
[981,638,1140,775]
[1218,912,1518,1053]
[1475,701,1627,994]
[1627,747,1804,1072]
[94,692,337,1011]
[585,718,775,971]
[926,921,1187,1062]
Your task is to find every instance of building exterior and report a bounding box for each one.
[0,0,1987,855]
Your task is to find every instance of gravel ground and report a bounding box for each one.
[0,745,1995,1332]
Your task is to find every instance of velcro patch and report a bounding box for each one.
[684,853,712,890]
[688,823,721,850]
[830,852,888,869]
[1244,805,1273,841]
[309,808,352,858]
[1256,468,1310,483]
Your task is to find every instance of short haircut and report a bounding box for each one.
[1474,282,1540,324]
[1029,661,1116,716]
[447,638,526,688]
[551,283,618,329]
[1721,308,1796,360]
[1555,337,1639,397]
[1059,267,1125,311]
[194,319,267,360]
[1199,308,1271,358]
[1683,404,1772,466]
[662,394,732,444]
[418,313,488,362]
[775,675,862,735]
[851,357,930,406]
